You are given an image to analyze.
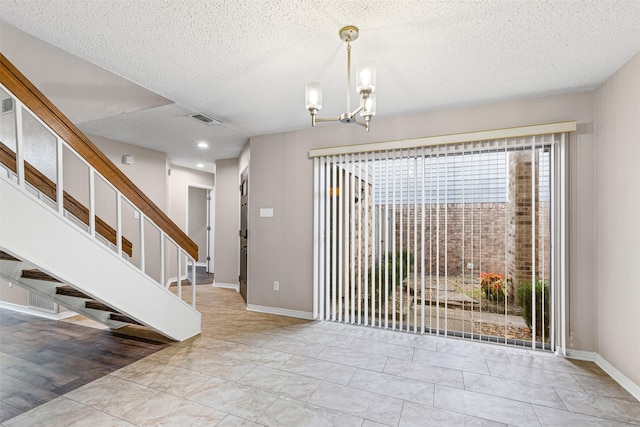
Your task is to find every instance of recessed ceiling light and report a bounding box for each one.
[196,163,205,168]
[197,142,209,148]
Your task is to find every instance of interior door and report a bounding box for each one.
[239,167,248,303]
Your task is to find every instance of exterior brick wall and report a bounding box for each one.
[392,202,508,276]
[506,150,551,299]
[389,199,550,291]
[330,150,552,303]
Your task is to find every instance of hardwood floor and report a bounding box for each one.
[0,309,168,423]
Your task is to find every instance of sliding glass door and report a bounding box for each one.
[313,133,566,350]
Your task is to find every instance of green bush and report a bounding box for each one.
[368,250,414,296]
[517,279,550,336]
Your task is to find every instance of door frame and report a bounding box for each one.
[185,183,215,273]
[239,167,249,303]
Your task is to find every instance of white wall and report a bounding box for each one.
[594,52,640,385]
[213,158,240,285]
[247,91,598,351]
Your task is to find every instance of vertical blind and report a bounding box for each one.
[313,132,567,350]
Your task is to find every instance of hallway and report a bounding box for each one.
[2,286,639,426]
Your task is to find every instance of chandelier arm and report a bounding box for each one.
[352,118,367,128]
[352,116,371,132]
[350,105,364,117]
[315,116,341,123]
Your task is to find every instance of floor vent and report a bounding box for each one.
[28,292,57,313]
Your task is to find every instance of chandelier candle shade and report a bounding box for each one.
[305,25,376,132]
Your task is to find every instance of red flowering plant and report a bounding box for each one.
[478,272,505,302]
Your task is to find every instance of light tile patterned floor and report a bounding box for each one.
[4,286,639,426]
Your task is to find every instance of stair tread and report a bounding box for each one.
[0,251,21,261]
[22,269,61,282]
[85,300,121,314]
[110,313,143,326]
[56,285,90,299]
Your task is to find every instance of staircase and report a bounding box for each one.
[0,53,201,341]
[1,252,140,328]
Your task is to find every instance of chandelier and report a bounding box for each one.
[305,25,376,132]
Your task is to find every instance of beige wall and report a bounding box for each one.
[0,278,29,306]
[167,164,215,234]
[90,134,169,212]
[595,52,640,385]
[58,136,158,273]
[63,136,215,278]
[214,158,240,285]
[247,91,597,351]
[166,164,214,275]
[89,135,171,280]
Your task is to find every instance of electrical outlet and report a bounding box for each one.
[273,281,280,291]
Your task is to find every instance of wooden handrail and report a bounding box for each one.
[0,142,134,257]
[0,53,198,259]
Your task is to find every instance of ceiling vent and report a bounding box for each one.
[188,113,221,125]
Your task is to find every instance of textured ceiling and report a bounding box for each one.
[1,0,639,172]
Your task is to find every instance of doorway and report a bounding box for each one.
[187,185,214,283]
[239,167,248,303]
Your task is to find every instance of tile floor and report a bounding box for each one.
[3,285,639,426]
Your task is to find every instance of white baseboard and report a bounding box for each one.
[165,274,189,288]
[564,348,597,361]
[565,349,640,401]
[213,282,239,292]
[246,304,313,320]
[0,301,78,321]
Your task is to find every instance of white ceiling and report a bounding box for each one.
[1,0,639,173]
